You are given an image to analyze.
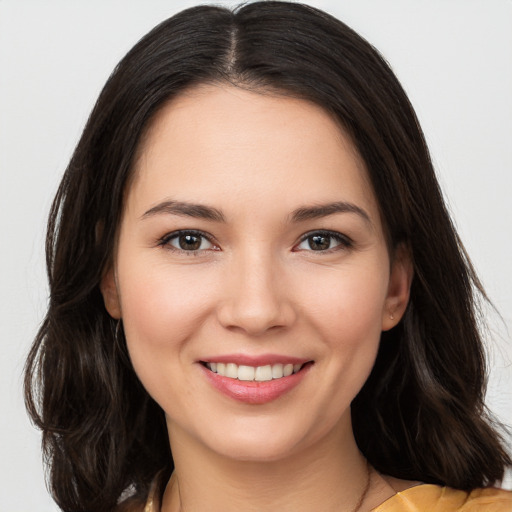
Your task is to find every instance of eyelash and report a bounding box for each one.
[157,229,217,256]
[294,230,353,253]
[157,229,353,255]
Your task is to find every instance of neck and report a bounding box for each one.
[161,417,372,512]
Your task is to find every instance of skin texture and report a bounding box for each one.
[102,84,413,511]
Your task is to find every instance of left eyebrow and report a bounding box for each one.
[290,201,372,225]
[141,200,226,222]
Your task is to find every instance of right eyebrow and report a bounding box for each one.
[140,199,226,222]
[290,201,372,226]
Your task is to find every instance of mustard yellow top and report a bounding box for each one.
[142,479,512,512]
[373,484,512,511]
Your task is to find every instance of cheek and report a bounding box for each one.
[117,258,217,370]
[298,262,388,398]
[301,262,389,340]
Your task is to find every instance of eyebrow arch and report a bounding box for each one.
[291,201,372,225]
[141,200,226,222]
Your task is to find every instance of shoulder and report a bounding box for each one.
[460,487,512,510]
[374,484,512,511]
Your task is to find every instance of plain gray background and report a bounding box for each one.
[1,1,511,509]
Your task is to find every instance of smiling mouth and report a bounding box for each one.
[202,362,308,382]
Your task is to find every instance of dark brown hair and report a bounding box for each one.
[25,2,510,511]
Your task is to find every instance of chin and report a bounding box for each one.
[210,433,304,463]
[195,414,335,464]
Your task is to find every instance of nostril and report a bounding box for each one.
[216,299,297,336]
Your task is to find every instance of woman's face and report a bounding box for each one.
[102,85,411,462]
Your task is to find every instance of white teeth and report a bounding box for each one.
[255,365,272,381]
[238,365,255,381]
[226,363,238,379]
[207,361,304,381]
[271,363,284,379]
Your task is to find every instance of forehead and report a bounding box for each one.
[128,84,379,222]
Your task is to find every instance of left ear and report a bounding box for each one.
[381,243,413,331]
[100,266,122,320]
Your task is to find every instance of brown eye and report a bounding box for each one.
[308,234,331,251]
[296,231,352,252]
[161,230,215,252]
[179,234,202,250]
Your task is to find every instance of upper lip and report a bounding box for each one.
[200,354,311,366]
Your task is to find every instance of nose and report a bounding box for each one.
[216,249,296,336]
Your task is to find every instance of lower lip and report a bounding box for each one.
[200,363,312,404]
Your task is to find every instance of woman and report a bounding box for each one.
[24,2,512,511]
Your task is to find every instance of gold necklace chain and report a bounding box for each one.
[350,461,372,512]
